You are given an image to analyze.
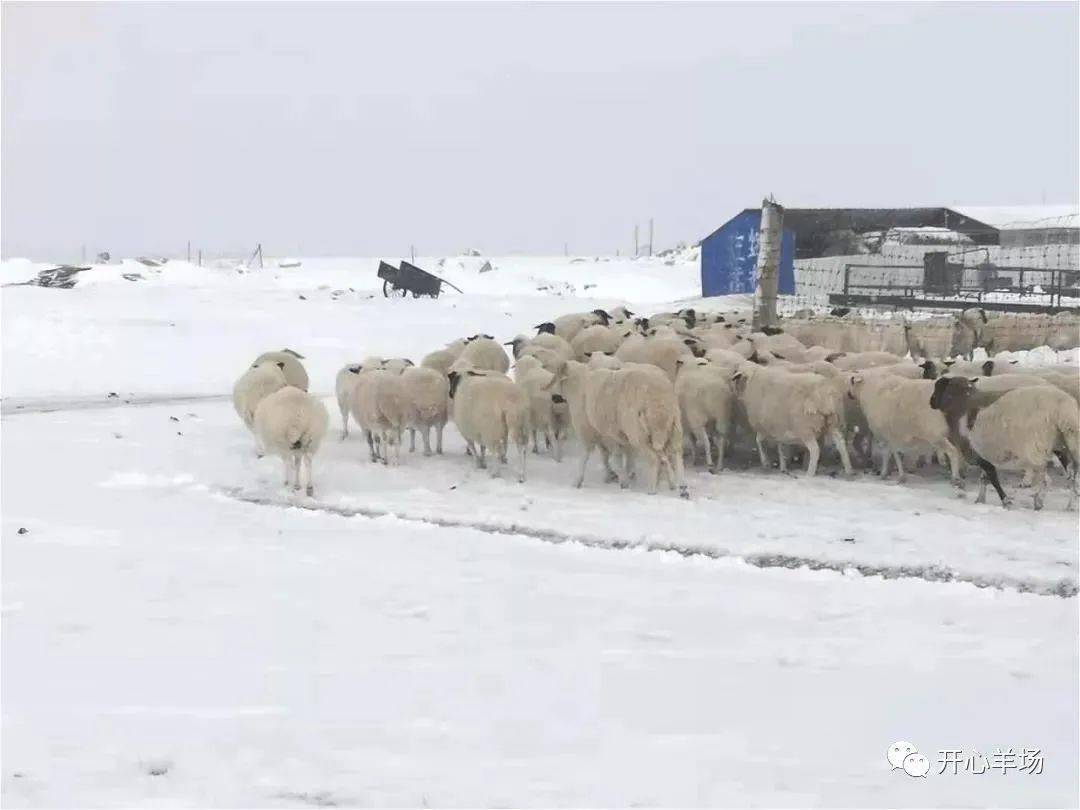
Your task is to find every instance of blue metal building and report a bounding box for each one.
[699,209,796,297]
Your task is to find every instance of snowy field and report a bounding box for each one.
[2,255,1078,807]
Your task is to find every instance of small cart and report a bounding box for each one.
[377,260,463,299]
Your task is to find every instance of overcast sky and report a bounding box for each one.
[3,1,1077,260]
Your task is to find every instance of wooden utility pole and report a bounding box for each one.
[197,249,202,267]
[648,218,654,257]
[410,245,415,263]
[634,224,639,257]
[186,240,191,263]
[752,197,784,331]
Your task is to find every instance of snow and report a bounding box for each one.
[950,205,1079,231]
[2,254,1078,806]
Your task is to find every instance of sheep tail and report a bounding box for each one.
[286,423,306,452]
[1055,400,1080,470]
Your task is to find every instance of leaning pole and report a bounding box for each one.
[752,197,784,331]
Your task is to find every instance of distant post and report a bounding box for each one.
[198,249,203,267]
[752,198,784,331]
[649,218,654,257]
[411,245,415,263]
[634,224,639,257]
[186,240,191,263]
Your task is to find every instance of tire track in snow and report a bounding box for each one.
[214,487,1078,598]
[1,393,233,416]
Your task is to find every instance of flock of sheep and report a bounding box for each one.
[231,304,1080,511]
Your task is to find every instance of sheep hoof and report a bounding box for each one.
[306,486,314,497]
[518,475,526,484]
[423,450,432,457]
[604,471,618,483]
[975,492,987,504]
[1032,495,1044,511]
[256,452,265,459]
[1002,497,1015,509]
[340,432,347,441]
[679,486,690,499]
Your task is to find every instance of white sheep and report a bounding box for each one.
[253,349,309,391]
[675,357,735,473]
[553,360,688,496]
[400,366,449,456]
[930,377,1079,510]
[380,357,414,374]
[233,360,289,453]
[571,324,628,361]
[847,373,963,487]
[253,386,330,497]
[615,335,700,382]
[334,363,364,439]
[456,334,510,373]
[421,339,467,376]
[514,357,569,460]
[448,367,530,481]
[829,351,904,371]
[540,310,609,342]
[350,368,408,465]
[732,363,852,477]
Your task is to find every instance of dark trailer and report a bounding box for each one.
[377,260,463,299]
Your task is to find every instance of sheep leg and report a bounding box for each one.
[1067,465,1078,511]
[692,426,710,468]
[435,424,444,455]
[476,443,487,470]
[893,451,906,483]
[364,429,378,462]
[395,428,403,466]
[804,439,820,477]
[518,441,527,483]
[712,435,726,474]
[553,432,563,463]
[1032,467,1047,511]
[409,428,416,453]
[282,457,293,488]
[831,428,853,476]
[532,430,540,454]
[303,454,315,497]
[973,456,1009,506]
[880,449,891,479]
[575,443,594,488]
[379,430,390,466]
[671,446,690,499]
[339,401,350,440]
[599,446,619,483]
[755,434,769,470]
[421,427,432,457]
[292,454,302,491]
[777,444,788,474]
[943,442,965,491]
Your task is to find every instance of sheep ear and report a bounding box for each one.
[584,352,593,358]
[852,374,864,385]
[405,359,414,366]
[348,365,361,374]
[968,377,980,385]
[276,362,285,370]
[551,393,566,404]
[603,351,612,356]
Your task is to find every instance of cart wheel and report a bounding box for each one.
[412,290,423,299]
[383,281,407,298]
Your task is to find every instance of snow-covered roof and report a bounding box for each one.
[950,205,1078,230]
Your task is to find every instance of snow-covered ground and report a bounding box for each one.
[2,255,1078,806]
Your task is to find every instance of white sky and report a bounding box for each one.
[2,1,1078,260]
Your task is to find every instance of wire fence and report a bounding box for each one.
[775,242,1080,357]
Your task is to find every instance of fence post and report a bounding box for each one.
[752,198,784,330]
[843,264,851,301]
